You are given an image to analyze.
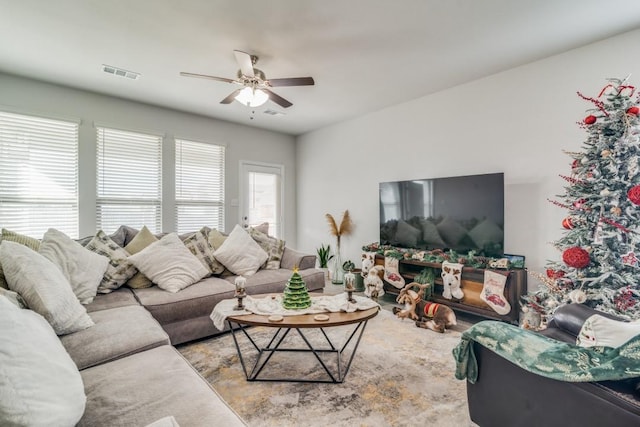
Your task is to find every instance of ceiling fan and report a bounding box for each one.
[180,50,314,109]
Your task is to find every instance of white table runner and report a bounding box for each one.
[210,293,380,330]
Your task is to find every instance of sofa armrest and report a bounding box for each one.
[281,247,316,270]
[545,304,625,340]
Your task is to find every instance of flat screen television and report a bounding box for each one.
[379,172,504,257]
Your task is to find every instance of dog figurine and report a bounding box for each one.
[441,262,464,300]
[392,282,431,320]
[361,252,376,277]
[364,265,385,299]
[415,301,457,333]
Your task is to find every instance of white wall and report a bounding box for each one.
[296,28,640,287]
[0,72,298,241]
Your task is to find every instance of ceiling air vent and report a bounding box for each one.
[263,109,285,116]
[102,64,140,80]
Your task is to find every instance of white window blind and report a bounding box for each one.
[175,139,225,233]
[0,111,79,238]
[96,127,162,233]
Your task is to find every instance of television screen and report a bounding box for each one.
[379,173,504,257]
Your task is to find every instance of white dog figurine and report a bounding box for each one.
[364,265,385,299]
[441,261,464,300]
[361,252,376,277]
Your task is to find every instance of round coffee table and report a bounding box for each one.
[226,296,379,383]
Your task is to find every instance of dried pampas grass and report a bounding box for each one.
[325,210,353,247]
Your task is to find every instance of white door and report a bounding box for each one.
[239,161,284,238]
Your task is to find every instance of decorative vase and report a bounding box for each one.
[331,247,343,284]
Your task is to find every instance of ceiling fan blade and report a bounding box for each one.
[264,89,293,108]
[180,72,235,84]
[233,50,255,78]
[220,89,242,104]
[267,77,315,87]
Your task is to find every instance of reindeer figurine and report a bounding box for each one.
[392,282,431,321]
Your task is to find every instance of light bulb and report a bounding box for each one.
[235,87,269,107]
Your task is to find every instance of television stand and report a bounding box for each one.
[375,255,526,324]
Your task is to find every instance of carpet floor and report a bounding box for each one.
[178,309,474,427]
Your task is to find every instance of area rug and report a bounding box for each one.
[178,309,474,427]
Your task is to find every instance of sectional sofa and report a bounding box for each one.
[0,224,324,426]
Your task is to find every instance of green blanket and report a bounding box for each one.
[452,320,640,384]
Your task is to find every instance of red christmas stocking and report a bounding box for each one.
[480,270,511,315]
[383,252,405,289]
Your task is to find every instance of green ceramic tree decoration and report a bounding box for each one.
[282,267,312,310]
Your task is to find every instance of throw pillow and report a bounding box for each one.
[421,219,447,247]
[254,222,269,235]
[208,228,227,250]
[468,218,504,249]
[577,314,640,348]
[183,227,225,275]
[248,227,285,269]
[213,224,268,276]
[128,233,209,293]
[39,228,110,304]
[395,219,422,248]
[436,217,468,246]
[0,228,41,290]
[124,226,158,289]
[0,296,86,426]
[0,241,94,335]
[75,225,130,247]
[86,230,138,293]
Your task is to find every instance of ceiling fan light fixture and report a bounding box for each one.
[235,87,268,107]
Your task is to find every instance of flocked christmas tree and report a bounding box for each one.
[282,267,312,309]
[524,77,640,323]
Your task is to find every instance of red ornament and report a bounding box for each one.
[584,115,597,125]
[562,217,575,229]
[627,106,640,116]
[628,185,640,205]
[546,269,565,279]
[562,247,590,269]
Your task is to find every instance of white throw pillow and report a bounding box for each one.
[213,224,269,276]
[0,241,94,335]
[128,233,209,293]
[39,228,110,304]
[0,295,86,427]
[577,314,640,348]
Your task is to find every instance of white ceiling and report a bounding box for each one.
[2,0,640,136]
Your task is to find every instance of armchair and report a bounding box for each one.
[458,304,640,427]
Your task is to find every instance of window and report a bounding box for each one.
[0,111,79,238]
[96,127,162,233]
[175,139,225,233]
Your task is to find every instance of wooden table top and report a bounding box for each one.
[226,294,380,328]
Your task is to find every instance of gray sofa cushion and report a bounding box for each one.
[224,267,326,294]
[133,268,324,345]
[78,345,246,427]
[132,277,234,344]
[133,277,235,324]
[280,247,317,270]
[60,305,170,370]
[84,287,139,313]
